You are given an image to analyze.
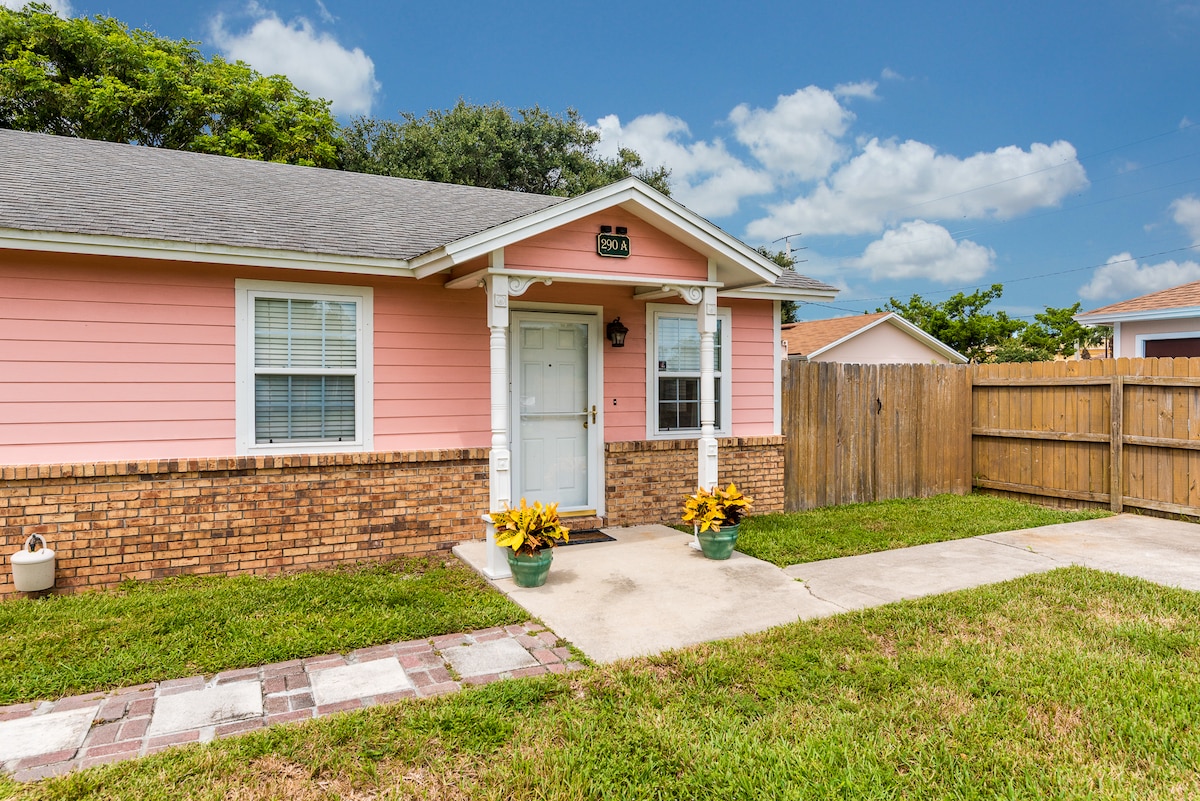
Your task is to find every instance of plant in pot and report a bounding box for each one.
[681,483,753,560]
[489,499,570,587]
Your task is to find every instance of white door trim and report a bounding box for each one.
[509,307,604,516]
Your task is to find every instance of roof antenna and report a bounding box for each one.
[771,233,808,264]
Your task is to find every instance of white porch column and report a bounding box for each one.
[698,286,719,490]
[483,264,513,579]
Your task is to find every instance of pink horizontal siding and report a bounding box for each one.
[505,209,708,281]
[1,238,780,464]
[730,300,776,435]
[0,253,237,463]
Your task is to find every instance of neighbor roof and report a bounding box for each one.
[1076,279,1200,323]
[781,312,892,356]
[0,128,564,262]
[780,312,967,363]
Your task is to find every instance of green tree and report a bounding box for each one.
[338,101,671,196]
[879,284,1027,363]
[757,246,800,323]
[1017,302,1110,359]
[0,4,340,166]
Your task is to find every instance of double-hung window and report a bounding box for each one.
[236,280,373,454]
[647,304,731,438]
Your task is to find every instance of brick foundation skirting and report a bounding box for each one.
[2,438,785,598]
[604,436,786,526]
[0,450,490,599]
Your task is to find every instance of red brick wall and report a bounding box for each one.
[604,437,786,526]
[1,450,489,599]
[2,438,785,598]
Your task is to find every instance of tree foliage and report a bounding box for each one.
[757,246,800,323]
[880,285,1108,363]
[338,101,671,196]
[0,4,340,166]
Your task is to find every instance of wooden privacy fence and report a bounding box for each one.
[973,357,1200,516]
[781,361,973,511]
[781,357,1200,517]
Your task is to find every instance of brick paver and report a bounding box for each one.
[1,621,585,782]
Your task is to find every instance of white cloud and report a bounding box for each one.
[210,6,378,117]
[594,113,772,217]
[729,87,853,180]
[1078,252,1200,300]
[314,0,335,24]
[834,81,878,100]
[1170,195,1200,244]
[881,67,906,81]
[846,220,995,283]
[746,138,1088,240]
[1,0,71,14]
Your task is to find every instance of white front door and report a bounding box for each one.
[511,311,599,512]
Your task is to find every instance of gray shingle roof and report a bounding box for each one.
[0,129,565,261]
[773,269,838,293]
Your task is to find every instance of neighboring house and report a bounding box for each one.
[0,129,837,595]
[1075,280,1200,358]
[780,312,967,364]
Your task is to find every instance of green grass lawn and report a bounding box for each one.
[736,493,1111,567]
[7,567,1198,800]
[0,558,528,706]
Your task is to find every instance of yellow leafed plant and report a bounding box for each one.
[681,483,752,532]
[490,499,570,556]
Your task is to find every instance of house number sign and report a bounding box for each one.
[596,233,631,258]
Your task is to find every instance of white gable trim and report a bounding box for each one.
[411,178,783,287]
[805,313,968,364]
[1075,305,1200,325]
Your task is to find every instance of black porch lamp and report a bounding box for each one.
[606,317,629,348]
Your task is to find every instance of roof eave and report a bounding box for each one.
[719,286,840,302]
[1075,305,1200,325]
[0,228,416,277]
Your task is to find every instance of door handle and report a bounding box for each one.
[591,405,597,424]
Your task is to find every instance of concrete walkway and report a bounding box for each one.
[454,514,1200,662]
[0,622,584,782]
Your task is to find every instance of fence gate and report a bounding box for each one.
[781,361,973,512]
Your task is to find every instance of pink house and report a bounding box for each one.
[1075,280,1200,358]
[0,129,837,594]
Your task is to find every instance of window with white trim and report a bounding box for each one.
[647,304,731,438]
[235,280,373,454]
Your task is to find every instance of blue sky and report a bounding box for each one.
[10,0,1200,320]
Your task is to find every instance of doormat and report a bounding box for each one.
[560,528,616,546]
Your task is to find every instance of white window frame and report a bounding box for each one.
[1135,330,1200,357]
[235,279,374,455]
[646,302,732,440]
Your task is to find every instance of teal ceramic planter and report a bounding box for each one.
[506,548,554,587]
[696,524,740,560]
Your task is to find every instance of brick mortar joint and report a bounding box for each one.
[2,449,492,482]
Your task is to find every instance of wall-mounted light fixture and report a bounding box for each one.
[615,226,628,235]
[606,317,629,348]
[599,225,613,233]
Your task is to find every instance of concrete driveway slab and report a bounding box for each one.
[984,514,1200,591]
[0,705,98,765]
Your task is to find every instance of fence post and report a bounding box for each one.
[1109,375,1123,513]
